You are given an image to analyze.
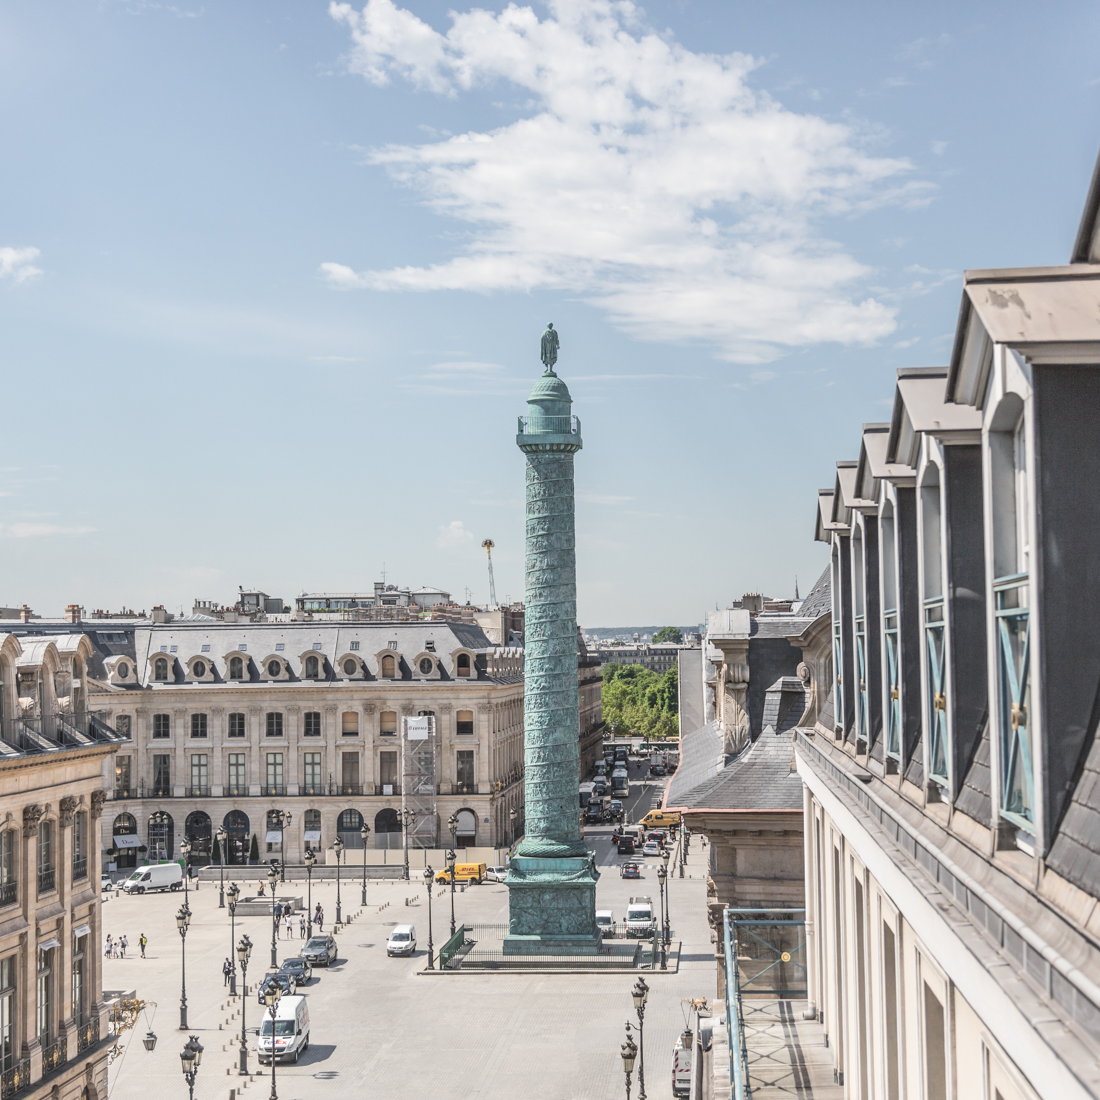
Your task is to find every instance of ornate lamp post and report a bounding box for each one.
[179,1034,203,1100]
[227,882,240,996]
[263,984,282,1100]
[621,1025,638,1100]
[656,865,668,971]
[176,905,191,1030]
[661,849,672,946]
[509,806,517,846]
[180,838,192,905]
[267,863,280,967]
[268,810,292,882]
[216,827,228,907]
[630,977,649,1100]
[332,838,344,925]
[360,822,371,906]
[446,848,457,937]
[680,827,688,878]
[304,849,316,938]
[237,934,253,1076]
[422,866,434,970]
[397,809,415,881]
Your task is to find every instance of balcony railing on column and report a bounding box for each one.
[996,573,1033,829]
[516,414,580,436]
[37,868,55,894]
[72,856,87,881]
[223,785,248,797]
[185,786,210,797]
[41,1037,66,1073]
[338,784,362,796]
[0,1058,29,1098]
[76,1017,99,1053]
[924,596,948,783]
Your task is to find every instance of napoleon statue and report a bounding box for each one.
[540,322,559,373]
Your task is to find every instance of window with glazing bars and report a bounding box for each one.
[228,712,245,738]
[152,713,170,739]
[266,712,283,738]
[996,576,1032,826]
[190,713,207,739]
[0,956,13,1072]
[227,754,245,790]
[303,753,321,791]
[265,754,284,789]
[190,755,208,791]
[153,754,171,794]
[304,712,321,737]
[0,833,13,907]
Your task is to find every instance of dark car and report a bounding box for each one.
[279,957,313,985]
[619,863,641,879]
[257,972,296,1004]
[649,764,667,777]
[585,805,605,823]
[617,838,635,855]
[301,935,338,967]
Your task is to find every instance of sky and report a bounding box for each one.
[2,1,1099,626]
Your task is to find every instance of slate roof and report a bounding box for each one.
[0,622,136,677]
[799,567,832,620]
[665,720,724,807]
[1049,724,1100,893]
[667,727,803,812]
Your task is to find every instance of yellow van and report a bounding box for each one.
[435,862,487,885]
[640,810,681,829]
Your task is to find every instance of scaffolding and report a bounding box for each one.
[402,714,438,849]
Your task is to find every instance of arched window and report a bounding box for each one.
[305,656,319,679]
[229,656,244,680]
[154,658,168,681]
[223,810,249,865]
[148,812,174,861]
[0,828,16,905]
[374,808,400,849]
[337,809,364,848]
[185,811,212,856]
[381,655,396,678]
[457,653,471,677]
[454,808,477,847]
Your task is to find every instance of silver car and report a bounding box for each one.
[485,866,509,883]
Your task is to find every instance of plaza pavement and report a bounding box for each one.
[103,829,717,1099]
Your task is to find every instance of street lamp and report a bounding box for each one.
[446,848,457,937]
[332,837,344,925]
[180,838,192,906]
[263,983,282,1100]
[680,827,688,878]
[656,865,668,971]
[509,806,517,846]
[304,848,316,938]
[268,863,280,968]
[660,849,672,946]
[179,1034,203,1100]
[397,809,415,881]
[176,905,191,1030]
[227,882,240,996]
[620,1025,638,1100]
[237,934,253,1075]
[360,822,371,906]
[217,827,228,907]
[269,810,292,882]
[631,977,649,1100]
[422,867,434,970]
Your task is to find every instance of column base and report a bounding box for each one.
[503,853,601,955]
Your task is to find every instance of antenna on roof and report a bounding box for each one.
[481,539,498,607]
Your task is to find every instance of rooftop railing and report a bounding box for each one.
[1,711,129,758]
[517,414,580,436]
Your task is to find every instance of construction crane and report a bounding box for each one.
[481,539,498,607]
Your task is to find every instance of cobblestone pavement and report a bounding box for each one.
[104,826,717,1100]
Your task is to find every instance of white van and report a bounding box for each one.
[386,925,417,957]
[258,994,309,1065]
[120,863,183,894]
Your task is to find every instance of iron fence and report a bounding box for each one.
[0,1058,29,1098]
[439,925,467,969]
[41,1037,66,1074]
[458,951,635,969]
[77,1017,99,1052]
[37,868,55,895]
[517,414,581,436]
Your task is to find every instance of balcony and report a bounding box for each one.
[261,785,286,797]
[374,784,401,796]
[297,784,328,797]
[40,1038,66,1074]
[223,785,248,797]
[37,867,55,895]
[113,786,135,800]
[72,856,87,881]
[1,1057,29,1098]
[517,414,581,436]
[185,786,210,797]
[76,1017,99,1053]
[150,786,172,798]
[451,783,477,796]
[0,881,15,908]
[338,784,362,796]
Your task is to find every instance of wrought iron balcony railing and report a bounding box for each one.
[0,881,15,908]
[0,1057,29,1098]
[261,785,286,797]
[185,786,210,797]
[77,1017,99,1052]
[374,784,401,796]
[338,784,362,796]
[517,414,580,436]
[41,1037,66,1074]
[72,856,87,881]
[37,868,55,895]
[223,785,248,797]
[451,783,477,795]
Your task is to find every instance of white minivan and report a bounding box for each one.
[120,863,183,894]
[258,994,310,1065]
[386,926,417,957]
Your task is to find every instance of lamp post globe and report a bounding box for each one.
[176,905,191,1030]
[333,837,344,925]
[267,863,280,967]
[216,826,228,907]
[631,977,649,1100]
[660,850,672,946]
[237,934,253,1076]
[263,985,282,1100]
[227,882,240,995]
[422,866,435,969]
[304,848,316,937]
[621,1026,638,1100]
[180,1034,203,1100]
[446,847,457,937]
[360,822,371,906]
[509,806,517,846]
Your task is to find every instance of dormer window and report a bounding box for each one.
[343,659,357,676]
[201,645,210,653]
[388,641,398,651]
[154,658,169,682]
[305,655,320,679]
[418,658,434,675]
[267,660,282,678]
[921,464,948,784]
[852,527,868,749]
[425,640,435,652]
[229,656,244,680]
[275,643,285,651]
[381,655,396,679]
[350,641,360,652]
[193,660,207,678]
[457,653,471,677]
[881,503,901,764]
[117,662,130,680]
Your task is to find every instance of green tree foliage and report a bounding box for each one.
[652,626,683,644]
[602,663,679,740]
[249,833,260,862]
[211,836,221,863]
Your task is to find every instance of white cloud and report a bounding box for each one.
[0,247,43,284]
[0,523,94,538]
[326,0,933,363]
[424,360,505,375]
[437,519,474,549]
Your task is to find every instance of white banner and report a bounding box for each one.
[405,715,430,740]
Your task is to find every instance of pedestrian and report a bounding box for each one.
[104,935,113,958]
[285,915,293,939]
[257,880,265,897]
[139,934,147,959]
[223,958,231,986]
[299,915,306,939]
[315,905,323,932]
[119,935,127,958]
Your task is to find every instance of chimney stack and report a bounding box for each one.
[65,604,82,623]
[19,605,32,623]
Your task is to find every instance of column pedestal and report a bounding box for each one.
[503,854,602,955]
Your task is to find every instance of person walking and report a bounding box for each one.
[257,880,265,897]
[315,904,323,932]
[119,935,127,959]
[299,915,306,939]
[223,957,231,986]
[104,935,113,958]
[139,934,147,959]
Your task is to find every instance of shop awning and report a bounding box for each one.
[113,835,141,849]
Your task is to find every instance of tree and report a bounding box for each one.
[653,626,683,644]
[249,833,260,863]
[601,663,679,740]
[211,835,221,863]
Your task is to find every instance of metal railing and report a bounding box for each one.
[261,785,286,797]
[185,786,210,797]
[517,414,581,436]
[37,868,55,894]
[458,950,635,969]
[0,881,15,908]
[338,784,362,796]
[439,925,467,969]
[451,783,477,795]
[0,1058,29,1098]
[2,710,129,758]
[374,784,401,796]
[297,784,327,797]
[77,1017,99,1052]
[113,786,135,800]
[72,856,87,881]
[223,785,248,797]
[41,1037,66,1073]
[723,908,808,1100]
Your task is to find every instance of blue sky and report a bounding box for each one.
[2,1,1098,625]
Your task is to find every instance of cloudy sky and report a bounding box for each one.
[2,1,1098,625]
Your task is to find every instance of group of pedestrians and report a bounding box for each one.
[104,933,147,959]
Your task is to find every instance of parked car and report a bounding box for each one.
[672,1032,692,1097]
[435,862,486,885]
[301,936,338,967]
[596,910,615,937]
[257,972,297,1004]
[649,764,667,777]
[617,838,636,855]
[485,866,509,883]
[278,957,313,986]
[257,994,310,1066]
[619,863,641,879]
[386,925,417,957]
[592,779,607,796]
[101,874,114,892]
[642,840,661,856]
[120,863,183,894]
[640,809,681,829]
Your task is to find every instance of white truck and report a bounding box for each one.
[671,1031,692,1097]
[625,896,656,938]
[120,863,183,894]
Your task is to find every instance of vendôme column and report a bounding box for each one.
[504,323,601,956]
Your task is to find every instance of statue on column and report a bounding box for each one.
[540,323,559,374]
